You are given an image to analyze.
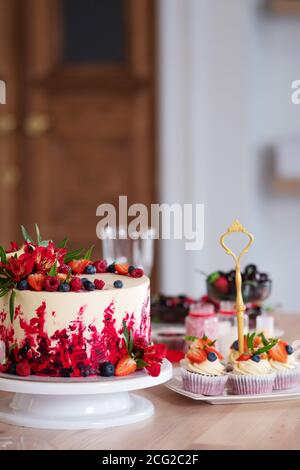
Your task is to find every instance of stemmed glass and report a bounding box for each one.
[101,227,155,277]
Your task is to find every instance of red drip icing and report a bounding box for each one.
[0,298,146,377]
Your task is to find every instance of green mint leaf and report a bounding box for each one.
[247,332,256,351]
[258,332,269,346]
[256,338,278,356]
[0,246,7,264]
[35,224,42,245]
[84,245,94,260]
[48,261,58,277]
[9,289,16,322]
[58,237,68,249]
[21,225,34,243]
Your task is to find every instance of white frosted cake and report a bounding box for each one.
[0,227,165,378]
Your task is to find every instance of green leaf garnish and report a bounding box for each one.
[128,329,134,355]
[135,358,148,369]
[122,320,129,351]
[184,335,198,342]
[64,249,84,264]
[258,332,269,347]
[9,289,16,322]
[84,245,94,260]
[21,225,34,243]
[35,224,42,245]
[207,272,220,284]
[0,246,7,264]
[58,237,68,249]
[256,338,278,356]
[247,332,256,351]
[0,288,9,298]
[48,261,58,277]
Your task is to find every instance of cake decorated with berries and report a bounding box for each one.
[0,226,166,378]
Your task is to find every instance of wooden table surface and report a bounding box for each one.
[1,314,300,450]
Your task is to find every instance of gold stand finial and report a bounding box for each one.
[220,220,254,354]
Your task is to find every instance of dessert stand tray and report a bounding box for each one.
[165,369,300,405]
[0,359,172,430]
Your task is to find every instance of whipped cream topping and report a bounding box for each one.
[233,359,272,376]
[228,349,240,364]
[269,353,299,371]
[181,358,225,376]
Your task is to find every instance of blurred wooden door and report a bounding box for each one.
[0,0,156,252]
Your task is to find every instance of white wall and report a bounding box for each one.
[158,0,300,312]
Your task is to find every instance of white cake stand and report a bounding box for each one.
[0,359,172,430]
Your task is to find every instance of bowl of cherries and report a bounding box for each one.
[206,264,272,303]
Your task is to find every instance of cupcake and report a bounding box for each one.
[181,336,228,396]
[267,338,300,390]
[228,333,276,395]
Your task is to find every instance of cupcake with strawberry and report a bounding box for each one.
[266,336,300,390]
[181,335,228,396]
[228,333,277,395]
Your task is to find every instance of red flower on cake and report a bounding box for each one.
[142,343,167,377]
[55,247,67,266]
[6,241,19,253]
[33,245,56,273]
[2,253,34,282]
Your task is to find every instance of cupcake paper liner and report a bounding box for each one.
[228,372,276,395]
[273,367,300,391]
[181,368,228,396]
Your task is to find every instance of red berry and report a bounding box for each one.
[59,263,71,274]
[43,276,60,292]
[130,268,144,278]
[70,277,82,292]
[94,279,105,290]
[93,259,107,273]
[16,360,31,377]
[214,276,229,294]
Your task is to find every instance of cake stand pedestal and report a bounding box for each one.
[0,359,172,430]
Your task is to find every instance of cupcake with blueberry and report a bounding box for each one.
[228,333,277,395]
[266,336,300,390]
[181,335,228,396]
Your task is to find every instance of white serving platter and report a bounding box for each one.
[165,369,300,405]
